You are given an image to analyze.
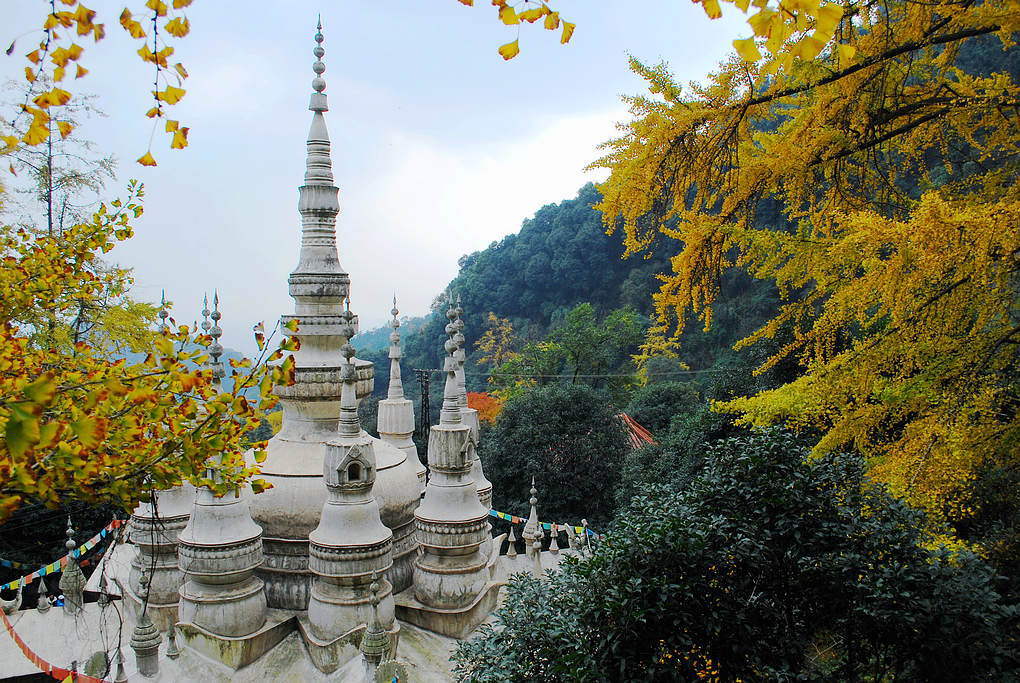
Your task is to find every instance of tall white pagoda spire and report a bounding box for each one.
[249,18,357,611]
[249,21,420,611]
[377,297,427,495]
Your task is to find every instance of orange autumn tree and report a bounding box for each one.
[467,391,503,425]
[593,0,1020,525]
[0,182,296,523]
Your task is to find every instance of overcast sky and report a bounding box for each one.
[2,1,746,355]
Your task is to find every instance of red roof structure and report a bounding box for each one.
[619,413,657,449]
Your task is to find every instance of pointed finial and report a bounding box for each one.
[360,571,390,668]
[166,623,181,660]
[311,18,327,98]
[338,317,360,437]
[158,290,169,333]
[440,294,462,425]
[369,572,380,617]
[387,298,404,400]
[507,525,518,558]
[532,534,543,577]
[549,523,560,554]
[59,517,85,615]
[36,575,50,613]
[208,290,225,384]
[65,516,75,552]
[114,650,128,683]
[200,293,211,334]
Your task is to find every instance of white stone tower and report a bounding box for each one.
[396,304,500,637]
[453,295,493,510]
[126,291,192,631]
[307,327,397,642]
[377,297,427,495]
[248,21,419,609]
[177,294,268,638]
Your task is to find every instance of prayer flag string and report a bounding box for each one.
[488,508,599,537]
[0,519,124,593]
[2,608,116,681]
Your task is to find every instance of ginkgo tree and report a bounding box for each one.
[3,0,193,167]
[0,182,297,523]
[592,0,1019,526]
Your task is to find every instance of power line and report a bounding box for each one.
[412,368,727,379]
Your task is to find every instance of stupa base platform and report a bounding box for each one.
[122,587,180,633]
[393,581,502,639]
[296,615,400,674]
[176,609,293,670]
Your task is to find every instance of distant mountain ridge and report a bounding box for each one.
[352,315,428,353]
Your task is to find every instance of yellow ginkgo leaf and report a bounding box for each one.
[137,151,157,166]
[26,49,40,64]
[146,0,169,17]
[519,7,547,23]
[3,135,18,148]
[815,3,844,37]
[733,0,751,12]
[75,64,87,78]
[837,43,857,66]
[24,66,36,83]
[748,8,777,37]
[57,120,73,138]
[172,0,193,8]
[498,39,520,60]
[165,119,178,132]
[544,11,560,30]
[157,86,186,104]
[50,88,71,105]
[54,66,65,82]
[146,106,160,118]
[165,17,190,38]
[700,0,722,20]
[457,0,471,5]
[733,37,762,62]
[798,33,826,61]
[499,5,518,25]
[170,128,188,149]
[174,62,189,79]
[560,21,575,44]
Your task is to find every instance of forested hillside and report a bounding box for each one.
[356,182,780,394]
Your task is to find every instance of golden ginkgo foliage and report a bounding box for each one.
[0,182,297,523]
[592,0,1020,523]
[3,0,193,166]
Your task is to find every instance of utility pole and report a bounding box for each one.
[414,369,432,443]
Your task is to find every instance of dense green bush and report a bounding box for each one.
[624,381,700,435]
[455,429,1018,682]
[479,383,630,528]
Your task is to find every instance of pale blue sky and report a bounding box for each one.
[2,1,746,355]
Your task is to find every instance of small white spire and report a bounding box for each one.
[338,300,360,438]
[158,290,169,334]
[453,294,469,410]
[387,296,403,400]
[439,296,462,425]
[208,290,225,386]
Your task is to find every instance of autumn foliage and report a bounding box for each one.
[593,0,1020,524]
[0,184,295,523]
[467,391,503,425]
